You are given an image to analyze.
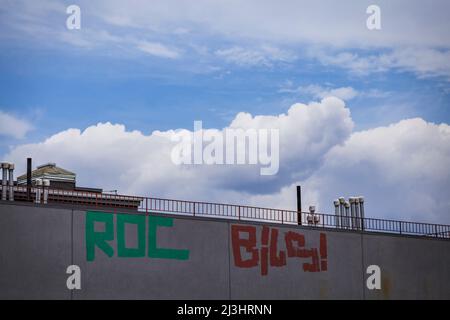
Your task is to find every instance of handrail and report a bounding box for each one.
[1,184,449,239]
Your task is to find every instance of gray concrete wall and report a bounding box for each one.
[0,202,449,299]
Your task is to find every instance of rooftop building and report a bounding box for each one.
[17,163,76,190]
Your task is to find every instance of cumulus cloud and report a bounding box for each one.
[305,118,450,223]
[0,111,33,139]
[249,118,450,224]
[3,99,450,224]
[3,97,351,197]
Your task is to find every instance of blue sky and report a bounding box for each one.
[1,0,450,223]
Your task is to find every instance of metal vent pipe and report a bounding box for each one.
[35,178,42,204]
[43,179,50,204]
[354,198,360,230]
[296,186,302,225]
[1,163,9,201]
[358,196,365,230]
[349,197,356,229]
[42,179,50,204]
[8,164,14,201]
[344,201,350,229]
[338,197,346,228]
[334,200,340,228]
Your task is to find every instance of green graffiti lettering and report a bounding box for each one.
[117,214,146,258]
[85,212,190,261]
[148,216,190,260]
[86,211,114,261]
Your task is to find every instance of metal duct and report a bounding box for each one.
[1,163,9,201]
[344,202,350,229]
[358,196,365,230]
[8,164,14,202]
[349,197,356,229]
[334,200,340,228]
[43,179,50,204]
[35,178,42,204]
[354,198,360,230]
[338,197,346,228]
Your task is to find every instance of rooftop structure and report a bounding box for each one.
[17,163,76,190]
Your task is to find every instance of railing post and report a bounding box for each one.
[435,224,438,238]
[399,221,402,235]
[238,206,241,220]
[281,210,284,224]
[193,202,196,217]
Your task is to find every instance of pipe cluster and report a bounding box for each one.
[334,196,365,230]
[1,162,15,202]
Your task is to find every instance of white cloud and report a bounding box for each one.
[215,46,296,67]
[136,41,180,59]
[3,97,352,199]
[0,111,33,139]
[3,0,450,79]
[311,117,450,223]
[3,98,450,224]
[249,118,450,224]
[280,84,359,101]
[314,48,450,80]
[89,0,450,48]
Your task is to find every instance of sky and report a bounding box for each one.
[0,0,450,224]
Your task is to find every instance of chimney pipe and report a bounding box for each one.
[344,202,350,229]
[358,196,365,230]
[296,186,302,225]
[355,197,360,230]
[8,163,14,201]
[334,200,340,228]
[27,158,32,201]
[349,197,356,230]
[338,197,346,228]
[1,163,9,201]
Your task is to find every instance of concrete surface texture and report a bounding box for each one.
[0,202,449,299]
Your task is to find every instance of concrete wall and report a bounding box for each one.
[0,202,449,300]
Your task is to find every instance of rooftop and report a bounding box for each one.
[17,163,76,182]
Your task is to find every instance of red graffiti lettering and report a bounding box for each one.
[320,233,328,271]
[301,248,320,272]
[285,231,305,257]
[231,224,328,276]
[260,226,269,275]
[270,228,286,267]
[231,225,259,268]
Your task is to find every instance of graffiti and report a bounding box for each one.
[231,225,327,276]
[86,211,190,261]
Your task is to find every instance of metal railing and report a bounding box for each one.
[2,185,450,239]
[139,197,450,239]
